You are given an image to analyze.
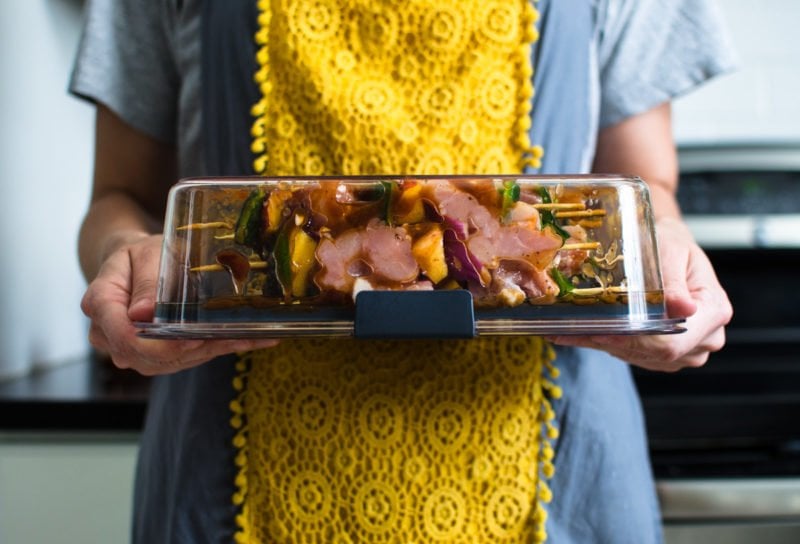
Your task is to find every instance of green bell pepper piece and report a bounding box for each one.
[549,268,575,298]
[537,186,571,241]
[234,188,267,249]
[499,180,521,223]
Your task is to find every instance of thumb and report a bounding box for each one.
[661,245,699,319]
[656,217,698,319]
[663,273,697,319]
[126,240,162,322]
[128,273,157,322]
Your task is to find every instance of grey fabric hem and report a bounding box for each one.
[599,59,737,129]
[69,80,177,145]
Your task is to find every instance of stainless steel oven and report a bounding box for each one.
[632,144,800,543]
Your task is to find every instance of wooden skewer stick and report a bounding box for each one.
[554,209,607,219]
[571,285,628,296]
[176,221,233,231]
[560,242,601,251]
[190,261,268,273]
[532,202,586,211]
[569,287,603,296]
[215,234,235,240]
[577,218,604,229]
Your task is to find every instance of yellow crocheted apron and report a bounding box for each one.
[232,1,558,542]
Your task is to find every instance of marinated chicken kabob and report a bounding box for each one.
[181,178,622,308]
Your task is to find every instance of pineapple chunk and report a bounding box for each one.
[290,228,318,297]
[412,226,448,284]
[265,188,292,232]
[395,183,426,224]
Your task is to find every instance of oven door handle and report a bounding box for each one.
[686,215,800,248]
[659,478,800,521]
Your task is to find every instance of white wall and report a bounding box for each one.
[673,0,800,144]
[0,0,93,379]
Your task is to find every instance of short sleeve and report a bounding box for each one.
[69,0,180,144]
[596,0,737,128]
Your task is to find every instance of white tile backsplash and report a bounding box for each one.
[674,0,800,145]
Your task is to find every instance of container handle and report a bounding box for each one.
[354,290,476,339]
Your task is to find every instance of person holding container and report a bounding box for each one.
[73,0,733,542]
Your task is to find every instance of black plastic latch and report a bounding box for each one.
[354,290,476,339]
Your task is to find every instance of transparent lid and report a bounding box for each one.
[138,175,684,338]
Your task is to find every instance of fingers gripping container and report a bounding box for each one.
[138,175,684,339]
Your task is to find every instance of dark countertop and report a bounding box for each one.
[0,354,149,432]
[5,347,798,479]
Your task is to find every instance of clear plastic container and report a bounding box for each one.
[138,175,684,338]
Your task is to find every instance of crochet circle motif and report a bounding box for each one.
[288,470,333,522]
[356,392,404,448]
[288,0,340,41]
[353,477,402,534]
[480,1,522,43]
[420,6,467,56]
[422,485,468,539]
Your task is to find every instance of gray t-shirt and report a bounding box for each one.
[70,0,735,177]
[70,0,204,176]
[69,1,735,542]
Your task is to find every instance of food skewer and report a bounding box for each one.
[176,221,233,231]
[553,209,607,219]
[533,202,586,211]
[190,261,268,273]
[560,242,601,251]
[190,259,627,297]
[576,218,604,228]
[570,286,628,296]
[190,242,603,272]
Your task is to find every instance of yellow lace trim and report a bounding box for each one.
[232,339,560,543]
[235,0,558,541]
[250,0,543,176]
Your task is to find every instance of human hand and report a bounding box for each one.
[81,233,279,376]
[547,217,733,372]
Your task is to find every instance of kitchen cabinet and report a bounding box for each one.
[0,433,139,544]
[0,356,147,543]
